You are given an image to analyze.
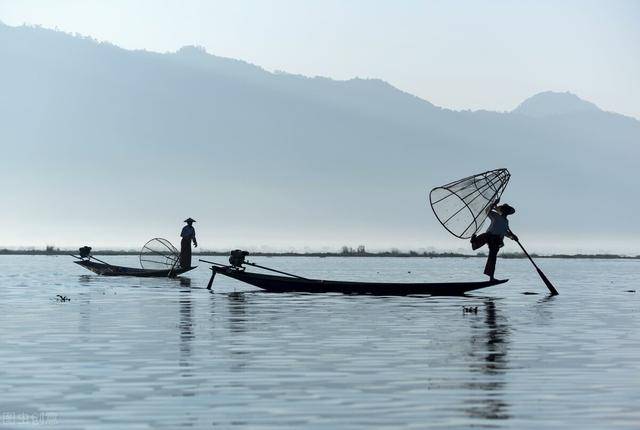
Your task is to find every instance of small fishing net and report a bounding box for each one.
[140,238,180,270]
[429,168,510,239]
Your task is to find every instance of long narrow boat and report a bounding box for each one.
[74,260,196,277]
[208,264,507,296]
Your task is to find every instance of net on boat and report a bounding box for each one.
[139,238,180,270]
[429,168,510,239]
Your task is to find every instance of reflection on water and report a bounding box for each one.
[78,274,93,286]
[533,293,558,323]
[227,291,248,334]
[464,300,510,420]
[178,282,193,365]
[0,256,638,429]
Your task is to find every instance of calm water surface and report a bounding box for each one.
[0,256,638,429]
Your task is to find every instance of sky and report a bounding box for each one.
[0,0,638,119]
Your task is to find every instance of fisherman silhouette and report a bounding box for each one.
[470,200,518,281]
[180,218,198,268]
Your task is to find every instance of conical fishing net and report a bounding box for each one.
[140,238,180,270]
[429,168,510,239]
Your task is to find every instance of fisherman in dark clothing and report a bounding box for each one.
[470,201,517,281]
[180,218,198,268]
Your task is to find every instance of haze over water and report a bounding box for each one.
[1,256,638,429]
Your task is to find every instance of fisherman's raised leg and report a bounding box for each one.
[471,233,488,251]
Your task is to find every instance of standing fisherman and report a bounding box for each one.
[180,218,198,268]
[470,201,517,281]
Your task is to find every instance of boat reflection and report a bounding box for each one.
[77,289,92,340]
[226,291,248,334]
[78,274,93,285]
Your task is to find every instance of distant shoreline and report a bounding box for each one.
[1,249,638,260]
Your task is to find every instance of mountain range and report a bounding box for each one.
[1,22,638,253]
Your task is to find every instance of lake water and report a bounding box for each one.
[0,255,638,429]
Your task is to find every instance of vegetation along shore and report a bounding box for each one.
[1,246,638,260]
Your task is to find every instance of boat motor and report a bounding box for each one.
[229,249,249,268]
[79,246,92,259]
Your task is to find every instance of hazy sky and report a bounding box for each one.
[1,0,638,118]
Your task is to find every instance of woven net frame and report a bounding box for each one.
[139,238,180,270]
[429,168,511,239]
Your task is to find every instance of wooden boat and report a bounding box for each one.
[207,264,507,296]
[72,239,195,278]
[74,259,196,277]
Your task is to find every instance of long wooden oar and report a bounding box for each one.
[198,258,308,280]
[69,254,114,267]
[513,237,559,295]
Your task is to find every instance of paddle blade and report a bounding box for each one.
[537,268,559,295]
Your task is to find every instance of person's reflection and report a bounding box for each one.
[464,300,510,420]
[178,278,194,380]
[177,278,196,416]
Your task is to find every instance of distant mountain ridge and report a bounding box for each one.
[1,22,639,252]
[513,91,602,117]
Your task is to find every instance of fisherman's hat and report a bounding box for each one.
[498,204,515,215]
[184,217,196,223]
